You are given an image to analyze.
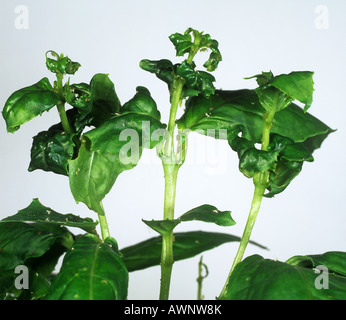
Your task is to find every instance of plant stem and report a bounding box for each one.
[98,213,110,240]
[197,256,208,300]
[218,110,276,299]
[56,73,73,134]
[159,76,185,300]
[219,174,266,297]
[159,32,203,299]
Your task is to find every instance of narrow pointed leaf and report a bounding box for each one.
[120,231,266,272]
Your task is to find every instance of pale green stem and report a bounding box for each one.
[218,109,276,298]
[56,73,73,134]
[159,77,183,300]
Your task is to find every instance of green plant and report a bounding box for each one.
[1,28,345,300]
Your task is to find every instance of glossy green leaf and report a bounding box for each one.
[169,30,193,56]
[122,86,161,121]
[286,251,346,277]
[142,219,181,235]
[178,204,235,226]
[255,86,293,112]
[64,82,91,109]
[0,221,73,271]
[265,159,303,197]
[2,198,98,234]
[176,60,216,98]
[69,87,166,214]
[219,253,346,300]
[177,89,332,144]
[229,136,280,178]
[248,71,314,112]
[121,231,266,272]
[45,234,128,300]
[88,73,121,125]
[2,78,59,133]
[66,74,121,133]
[143,204,235,235]
[169,28,222,72]
[269,71,314,112]
[45,50,81,75]
[28,123,76,176]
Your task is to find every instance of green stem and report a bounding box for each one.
[159,76,185,300]
[56,73,73,134]
[98,213,110,241]
[97,203,111,241]
[159,33,202,299]
[218,110,275,298]
[197,256,208,300]
[218,174,267,298]
[159,164,179,300]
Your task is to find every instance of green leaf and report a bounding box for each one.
[45,234,128,300]
[69,87,166,214]
[65,74,121,133]
[2,198,98,234]
[122,86,161,121]
[176,60,216,98]
[140,59,175,94]
[169,31,193,56]
[28,123,76,176]
[169,28,222,72]
[0,221,73,271]
[143,204,235,235]
[2,78,59,133]
[255,86,293,112]
[248,71,314,112]
[229,136,280,178]
[120,231,266,272]
[142,219,181,235]
[88,73,121,125]
[269,71,314,112]
[219,253,346,300]
[286,251,346,277]
[265,159,303,197]
[45,50,81,75]
[178,204,235,226]
[177,89,333,144]
[64,82,91,110]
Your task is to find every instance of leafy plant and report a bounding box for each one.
[1,28,344,300]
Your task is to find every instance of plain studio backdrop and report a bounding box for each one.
[0,0,345,300]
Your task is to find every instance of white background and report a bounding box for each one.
[0,0,345,300]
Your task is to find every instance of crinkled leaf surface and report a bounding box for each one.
[28,124,76,176]
[45,234,128,300]
[120,231,266,272]
[2,78,59,132]
[220,253,346,300]
[2,198,97,234]
[177,89,333,196]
